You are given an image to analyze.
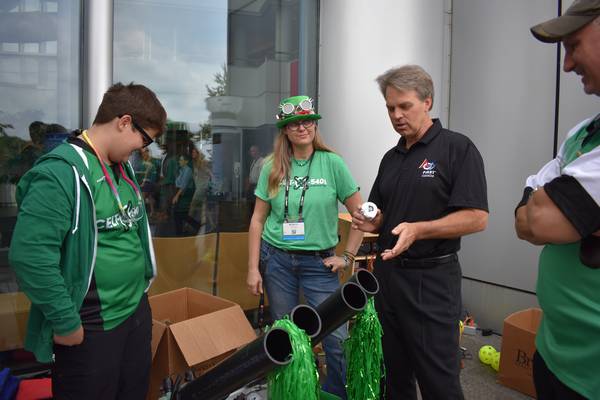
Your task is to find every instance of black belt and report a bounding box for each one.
[279,247,335,258]
[398,253,457,268]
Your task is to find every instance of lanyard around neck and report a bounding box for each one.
[283,151,314,222]
[81,131,141,216]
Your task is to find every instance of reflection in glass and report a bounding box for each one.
[114,0,319,312]
[114,0,319,238]
[0,1,81,299]
[0,1,81,370]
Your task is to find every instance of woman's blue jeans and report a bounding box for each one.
[260,240,348,399]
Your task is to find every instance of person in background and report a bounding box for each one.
[25,121,47,159]
[246,95,364,399]
[157,140,178,222]
[13,121,47,181]
[9,82,166,399]
[172,154,195,235]
[352,65,488,399]
[188,145,212,232]
[515,2,600,398]
[246,144,265,217]
[137,147,158,216]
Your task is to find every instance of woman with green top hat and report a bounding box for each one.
[247,95,364,399]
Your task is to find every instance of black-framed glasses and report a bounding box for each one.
[131,120,154,147]
[286,119,316,131]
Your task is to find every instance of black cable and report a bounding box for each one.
[553,0,563,158]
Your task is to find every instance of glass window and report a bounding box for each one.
[115,0,319,237]
[114,0,319,306]
[0,0,81,357]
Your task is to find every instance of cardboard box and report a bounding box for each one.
[148,288,256,400]
[498,308,543,398]
[0,292,30,351]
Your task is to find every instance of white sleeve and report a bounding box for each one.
[561,145,600,207]
[525,158,561,188]
[524,118,593,189]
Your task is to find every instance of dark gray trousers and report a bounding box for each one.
[374,256,464,400]
[52,294,152,400]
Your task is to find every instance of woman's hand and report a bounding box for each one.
[54,326,84,346]
[171,193,180,205]
[247,269,263,296]
[323,255,348,273]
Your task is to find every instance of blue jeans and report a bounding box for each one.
[260,240,348,399]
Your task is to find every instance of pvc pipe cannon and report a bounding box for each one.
[177,327,292,400]
[177,305,323,400]
[347,268,379,297]
[312,281,367,345]
[290,304,322,339]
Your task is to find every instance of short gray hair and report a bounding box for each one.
[376,65,434,109]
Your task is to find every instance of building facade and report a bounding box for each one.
[3,0,600,374]
[0,0,319,367]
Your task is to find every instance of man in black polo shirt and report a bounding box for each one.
[353,65,488,399]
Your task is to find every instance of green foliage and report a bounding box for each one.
[0,135,28,183]
[0,121,14,137]
[194,122,212,141]
[205,64,228,97]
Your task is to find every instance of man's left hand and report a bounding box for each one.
[323,255,348,273]
[381,222,419,260]
[54,326,84,346]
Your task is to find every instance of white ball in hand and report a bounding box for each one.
[360,202,378,220]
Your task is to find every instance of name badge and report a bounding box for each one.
[283,221,305,241]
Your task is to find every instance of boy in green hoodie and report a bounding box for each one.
[9,82,167,400]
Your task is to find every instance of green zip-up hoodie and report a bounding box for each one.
[9,143,157,363]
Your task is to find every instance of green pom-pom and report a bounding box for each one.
[268,318,319,400]
[344,297,384,400]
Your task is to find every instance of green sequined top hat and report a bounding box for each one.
[275,95,322,129]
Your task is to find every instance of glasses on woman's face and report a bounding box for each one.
[286,120,316,131]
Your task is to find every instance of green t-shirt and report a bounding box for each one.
[85,152,147,330]
[535,119,600,399]
[536,243,600,398]
[162,156,178,185]
[255,151,358,251]
[560,119,600,167]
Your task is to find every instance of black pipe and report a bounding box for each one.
[347,268,380,297]
[290,304,322,339]
[312,282,367,345]
[177,327,292,400]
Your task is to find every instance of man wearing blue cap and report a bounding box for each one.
[516,1,600,398]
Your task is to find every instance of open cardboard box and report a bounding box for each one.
[498,307,543,398]
[148,288,256,399]
[0,291,31,352]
